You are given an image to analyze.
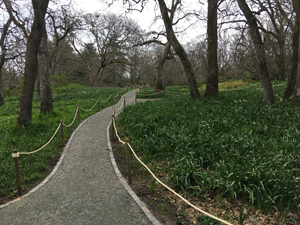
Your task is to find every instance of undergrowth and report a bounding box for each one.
[118,83,300,215]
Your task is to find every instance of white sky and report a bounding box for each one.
[71,0,207,44]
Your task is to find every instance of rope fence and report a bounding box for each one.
[111,116,232,225]
[11,88,132,196]
[62,107,79,128]
[80,99,99,112]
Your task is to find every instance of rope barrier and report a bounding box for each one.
[99,95,112,103]
[63,107,79,128]
[112,117,232,225]
[80,99,99,112]
[114,90,121,98]
[138,91,164,97]
[127,95,136,102]
[113,118,126,145]
[117,99,124,111]
[19,123,62,155]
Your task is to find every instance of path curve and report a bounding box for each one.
[0,90,159,225]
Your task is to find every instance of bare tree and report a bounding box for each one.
[4,0,50,125]
[0,18,12,106]
[237,0,274,105]
[284,0,298,100]
[157,0,200,98]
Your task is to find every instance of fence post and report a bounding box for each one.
[127,86,128,92]
[98,99,100,112]
[123,96,125,108]
[135,93,137,104]
[60,121,64,146]
[77,106,80,122]
[12,149,22,196]
[144,89,145,99]
[111,115,115,141]
[126,138,132,184]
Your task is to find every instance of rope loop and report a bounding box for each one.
[80,99,99,112]
[63,107,79,127]
[18,123,62,155]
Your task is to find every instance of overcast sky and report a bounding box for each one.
[72,0,206,44]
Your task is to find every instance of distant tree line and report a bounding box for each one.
[0,0,299,125]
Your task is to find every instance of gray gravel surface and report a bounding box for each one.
[0,90,153,225]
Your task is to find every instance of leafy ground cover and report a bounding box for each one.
[117,82,300,224]
[138,79,259,99]
[0,84,125,202]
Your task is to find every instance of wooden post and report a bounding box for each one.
[98,99,100,112]
[123,96,125,108]
[12,149,22,196]
[77,106,80,122]
[135,93,137,104]
[60,121,64,146]
[126,138,132,184]
[127,86,128,92]
[144,89,145,99]
[111,115,115,141]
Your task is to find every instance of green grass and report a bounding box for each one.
[137,80,258,99]
[0,84,125,198]
[119,82,300,215]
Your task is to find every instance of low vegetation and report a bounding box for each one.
[0,84,123,200]
[118,81,300,222]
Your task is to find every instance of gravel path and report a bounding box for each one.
[0,90,157,225]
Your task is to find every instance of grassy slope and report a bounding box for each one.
[0,84,124,198]
[119,81,300,214]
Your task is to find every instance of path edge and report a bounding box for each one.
[107,97,161,225]
[0,104,112,210]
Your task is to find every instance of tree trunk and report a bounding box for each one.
[205,0,219,97]
[0,77,4,106]
[155,42,171,91]
[157,0,200,99]
[293,0,300,104]
[283,0,299,100]
[39,25,53,113]
[237,0,274,105]
[277,37,286,81]
[17,0,49,126]
[0,18,11,106]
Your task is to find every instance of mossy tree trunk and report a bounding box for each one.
[237,0,274,105]
[39,25,53,113]
[0,18,11,107]
[155,42,171,91]
[283,0,299,100]
[157,0,200,99]
[17,0,49,126]
[205,0,218,97]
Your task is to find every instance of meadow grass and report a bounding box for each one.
[119,82,300,214]
[0,84,124,198]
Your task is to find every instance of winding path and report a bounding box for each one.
[0,90,159,225]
